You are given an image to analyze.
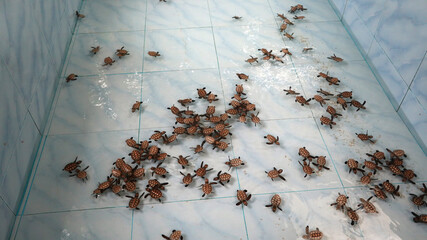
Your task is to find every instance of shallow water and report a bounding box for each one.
[12,0,427,239]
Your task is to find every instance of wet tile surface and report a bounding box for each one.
[14,0,426,239]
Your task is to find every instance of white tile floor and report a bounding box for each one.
[12,0,427,239]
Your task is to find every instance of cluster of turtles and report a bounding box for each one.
[330,192,377,225]
[297,147,330,178]
[62,156,89,181]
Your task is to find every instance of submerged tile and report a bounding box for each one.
[269,0,339,23]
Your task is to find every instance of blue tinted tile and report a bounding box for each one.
[0,199,15,240]
[49,13,72,72]
[375,0,427,85]
[0,114,41,213]
[410,54,427,108]
[329,0,347,18]
[398,89,427,153]
[79,0,146,33]
[32,0,67,42]
[147,0,210,29]
[343,0,373,56]
[348,0,386,35]
[368,39,407,109]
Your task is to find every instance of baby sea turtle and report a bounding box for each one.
[280,23,288,32]
[146,179,168,190]
[370,185,388,200]
[236,73,249,81]
[380,180,400,199]
[313,156,330,170]
[69,166,89,181]
[225,156,244,170]
[63,156,82,173]
[180,172,195,187]
[232,16,242,20]
[151,162,168,178]
[337,91,352,99]
[326,106,342,118]
[295,15,306,20]
[345,159,364,174]
[125,137,140,149]
[177,98,194,107]
[320,116,336,129]
[144,186,163,202]
[201,178,217,197]
[346,207,359,225]
[148,51,161,57]
[366,150,386,164]
[317,88,333,96]
[298,147,316,161]
[281,48,292,56]
[311,95,329,107]
[150,130,166,141]
[401,168,417,184]
[358,196,378,213]
[295,96,311,106]
[174,155,190,169]
[194,161,213,178]
[265,194,282,212]
[90,46,100,54]
[284,32,294,40]
[302,226,323,240]
[116,46,130,58]
[409,193,427,209]
[75,11,85,19]
[386,148,407,160]
[251,113,261,126]
[326,77,340,86]
[236,189,252,206]
[66,74,78,82]
[103,57,115,66]
[264,134,280,145]
[299,161,314,178]
[412,212,427,224]
[162,230,183,240]
[245,55,258,64]
[126,192,144,210]
[284,86,300,95]
[330,192,348,211]
[132,101,143,112]
[356,131,375,143]
[197,87,211,99]
[362,160,382,174]
[213,171,231,186]
[360,172,375,185]
[190,144,204,154]
[349,100,366,111]
[336,97,348,110]
[265,167,286,181]
[327,54,343,62]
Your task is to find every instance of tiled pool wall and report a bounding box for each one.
[329,0,427,152]
[0,0,83,239]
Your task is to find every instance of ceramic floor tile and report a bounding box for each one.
[140,69,225,129]
[66,31,145,76]
[269,0,340,23]
[213,25,291,68]
[136,128,239,203]
[231,118,343,194]
[146,0,211,30]
[78,0,146,34]
[345,184,427,239]
[16,208,131,240]
[293,60,396,116]
[143,28,217,72]
[208,0,277,27]
[49,74,141,135]
[315,111,427,187]
[220,66,313,120]
[132,198,247,240]
[279,21,364,64]
[245,189,363,239]
[24,130,138,215]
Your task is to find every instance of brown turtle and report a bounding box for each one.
[69,166,89,181]
[179,172,195,187]
[245,55,258,64]
[302,226,323,240]
[299,161,314,178]
[235,84,245,95]
[132,101,143,112]
[277,13,286,20]
[264,134,280,145]
[213,171,231,186]
[295,96,311,106]
[148,51,161,57]
[345,159,364,174]
[265,167,286,181]
[386,148,407,159]
[387,164,403,176]
[232,16,242,20]
[326,77,340,85]
[370,185,388,200]
[280,23,288,32]
[251,112,261,126]
[356,131,375,143]
[281,48,292,56]
[123,180,137,192]
[168,104,182,116]
[197,87,211,99]
[103,57,115,66]
[126,192,144,210]
[311,95,329,107]
[284,86,299,95]
[349,100,366,111]
[150,130,166,141]
[366,150,386,164]
[151,162,168,178]
[194,161,213,178]
[336,97,348,110]
[66,74,78,82]
[190,144,204,154]
[380,180,400,198]
[401,168,417,184]
[115,46,130,58]
[63,156,82,173]
[90,46,100,54]
[146,179,168,190]
[346,207,359,225]
[173,155,190,169]
[320,115,336,129]
[75,11,85,19]
[362,160,382,174]
[298,147,316,161]
[337,91,352,99]
[317,88,333,96]
[327,54,343,62]
[132,166,145,179]
[265,194,283,212]
[412,212,427,223]
[177,98,194,107]
[326,106,342,118]
[144,187,163,202]
[358,196,378,213]
[97,176,115,191]
[140,140,151,151]
[125,137,140,149]
[236,73,249,81]
[294,16,306,20]
[313,156,330,171]
[201,178,217,197]
[162,230,183,240]
[225,156,244,170]
[360,172,375,185]
[330,192,348,211]
[409,193,427,209]
[284,32,294,40]
[173,126,186,135]
[129,150,142,164]
[236,189,252,206]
